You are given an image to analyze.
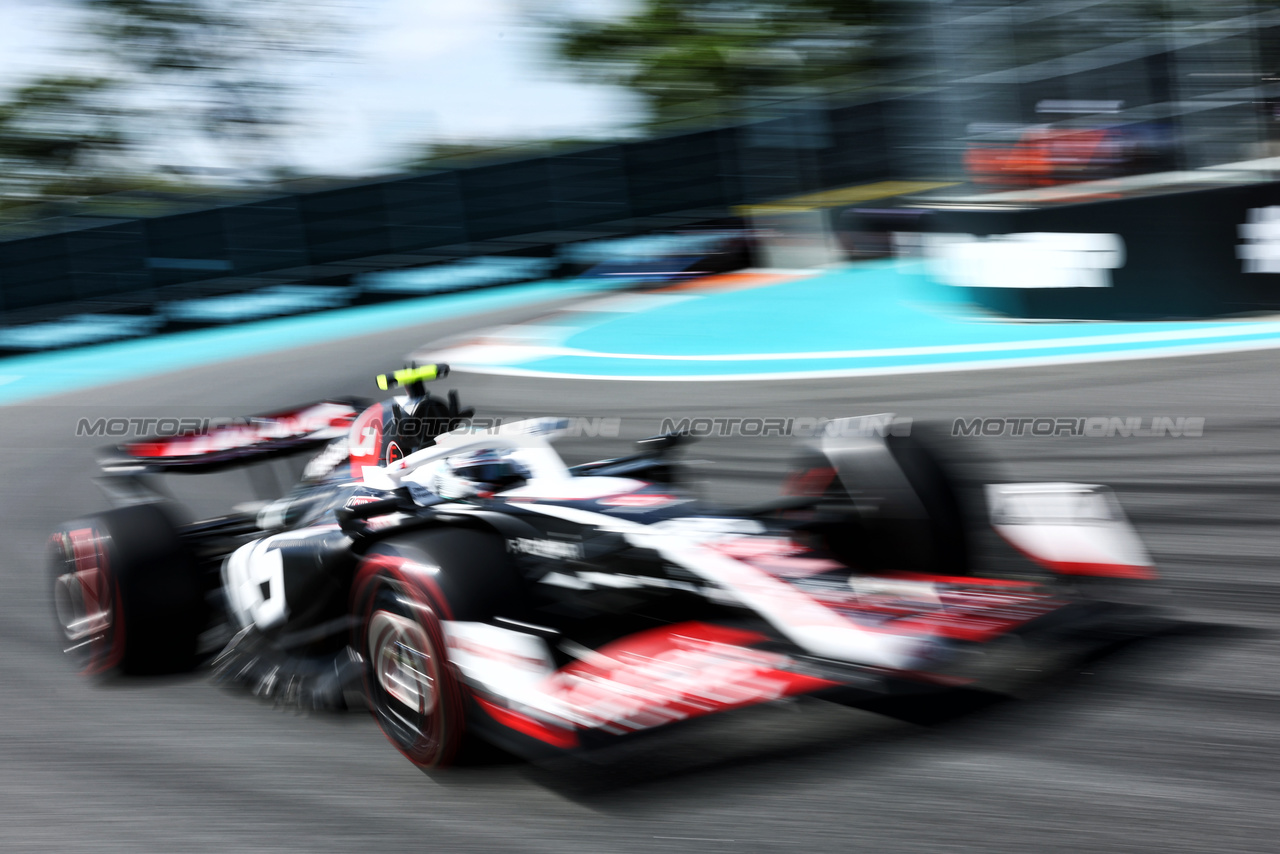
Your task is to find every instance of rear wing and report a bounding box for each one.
[98,399,364,475]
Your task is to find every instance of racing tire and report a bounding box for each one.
[50,503,206,676]
[802,428,972,576]
[884,432,971,577]
[352,528,523,770]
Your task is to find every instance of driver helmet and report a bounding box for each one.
[432,448,530,499]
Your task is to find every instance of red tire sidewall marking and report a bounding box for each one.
[66,527,125,675]
[353,555,465,768]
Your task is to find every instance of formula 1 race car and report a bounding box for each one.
[49,365,1163,769]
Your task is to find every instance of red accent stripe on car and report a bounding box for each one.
[541,622,840,735]
[1001,538,1157,580]
[474,697,580,749]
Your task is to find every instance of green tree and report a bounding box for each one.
[0,0,339,201]
[83,0,336,161]
[0,77,126,198]
[547,0,892,122]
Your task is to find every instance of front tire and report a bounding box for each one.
[355,573,464,767]
[351,528,522,769]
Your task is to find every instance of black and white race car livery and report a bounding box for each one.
[49,365,1164,769]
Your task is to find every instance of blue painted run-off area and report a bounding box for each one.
[6,261,1280,402]
[467,261,1280,379]
[0,278,621,406]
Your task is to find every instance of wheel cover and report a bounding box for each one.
[369,608,438,716]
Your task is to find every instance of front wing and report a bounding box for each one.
[443,581,1143,760]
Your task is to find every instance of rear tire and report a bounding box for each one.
[50,503,206,676]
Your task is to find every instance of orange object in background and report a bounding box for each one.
[966,127,1123,187]
[652,270,801,294]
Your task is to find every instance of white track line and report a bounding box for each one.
[444,334,1280,382]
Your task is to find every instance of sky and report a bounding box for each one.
[0,0,642,176]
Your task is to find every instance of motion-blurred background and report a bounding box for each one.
[3,0,1280,338]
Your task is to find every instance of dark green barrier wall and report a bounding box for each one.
[0,100,896,312]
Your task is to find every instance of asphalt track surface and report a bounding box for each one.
[3,297,1279,853]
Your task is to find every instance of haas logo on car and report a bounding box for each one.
[348,404,384,478]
